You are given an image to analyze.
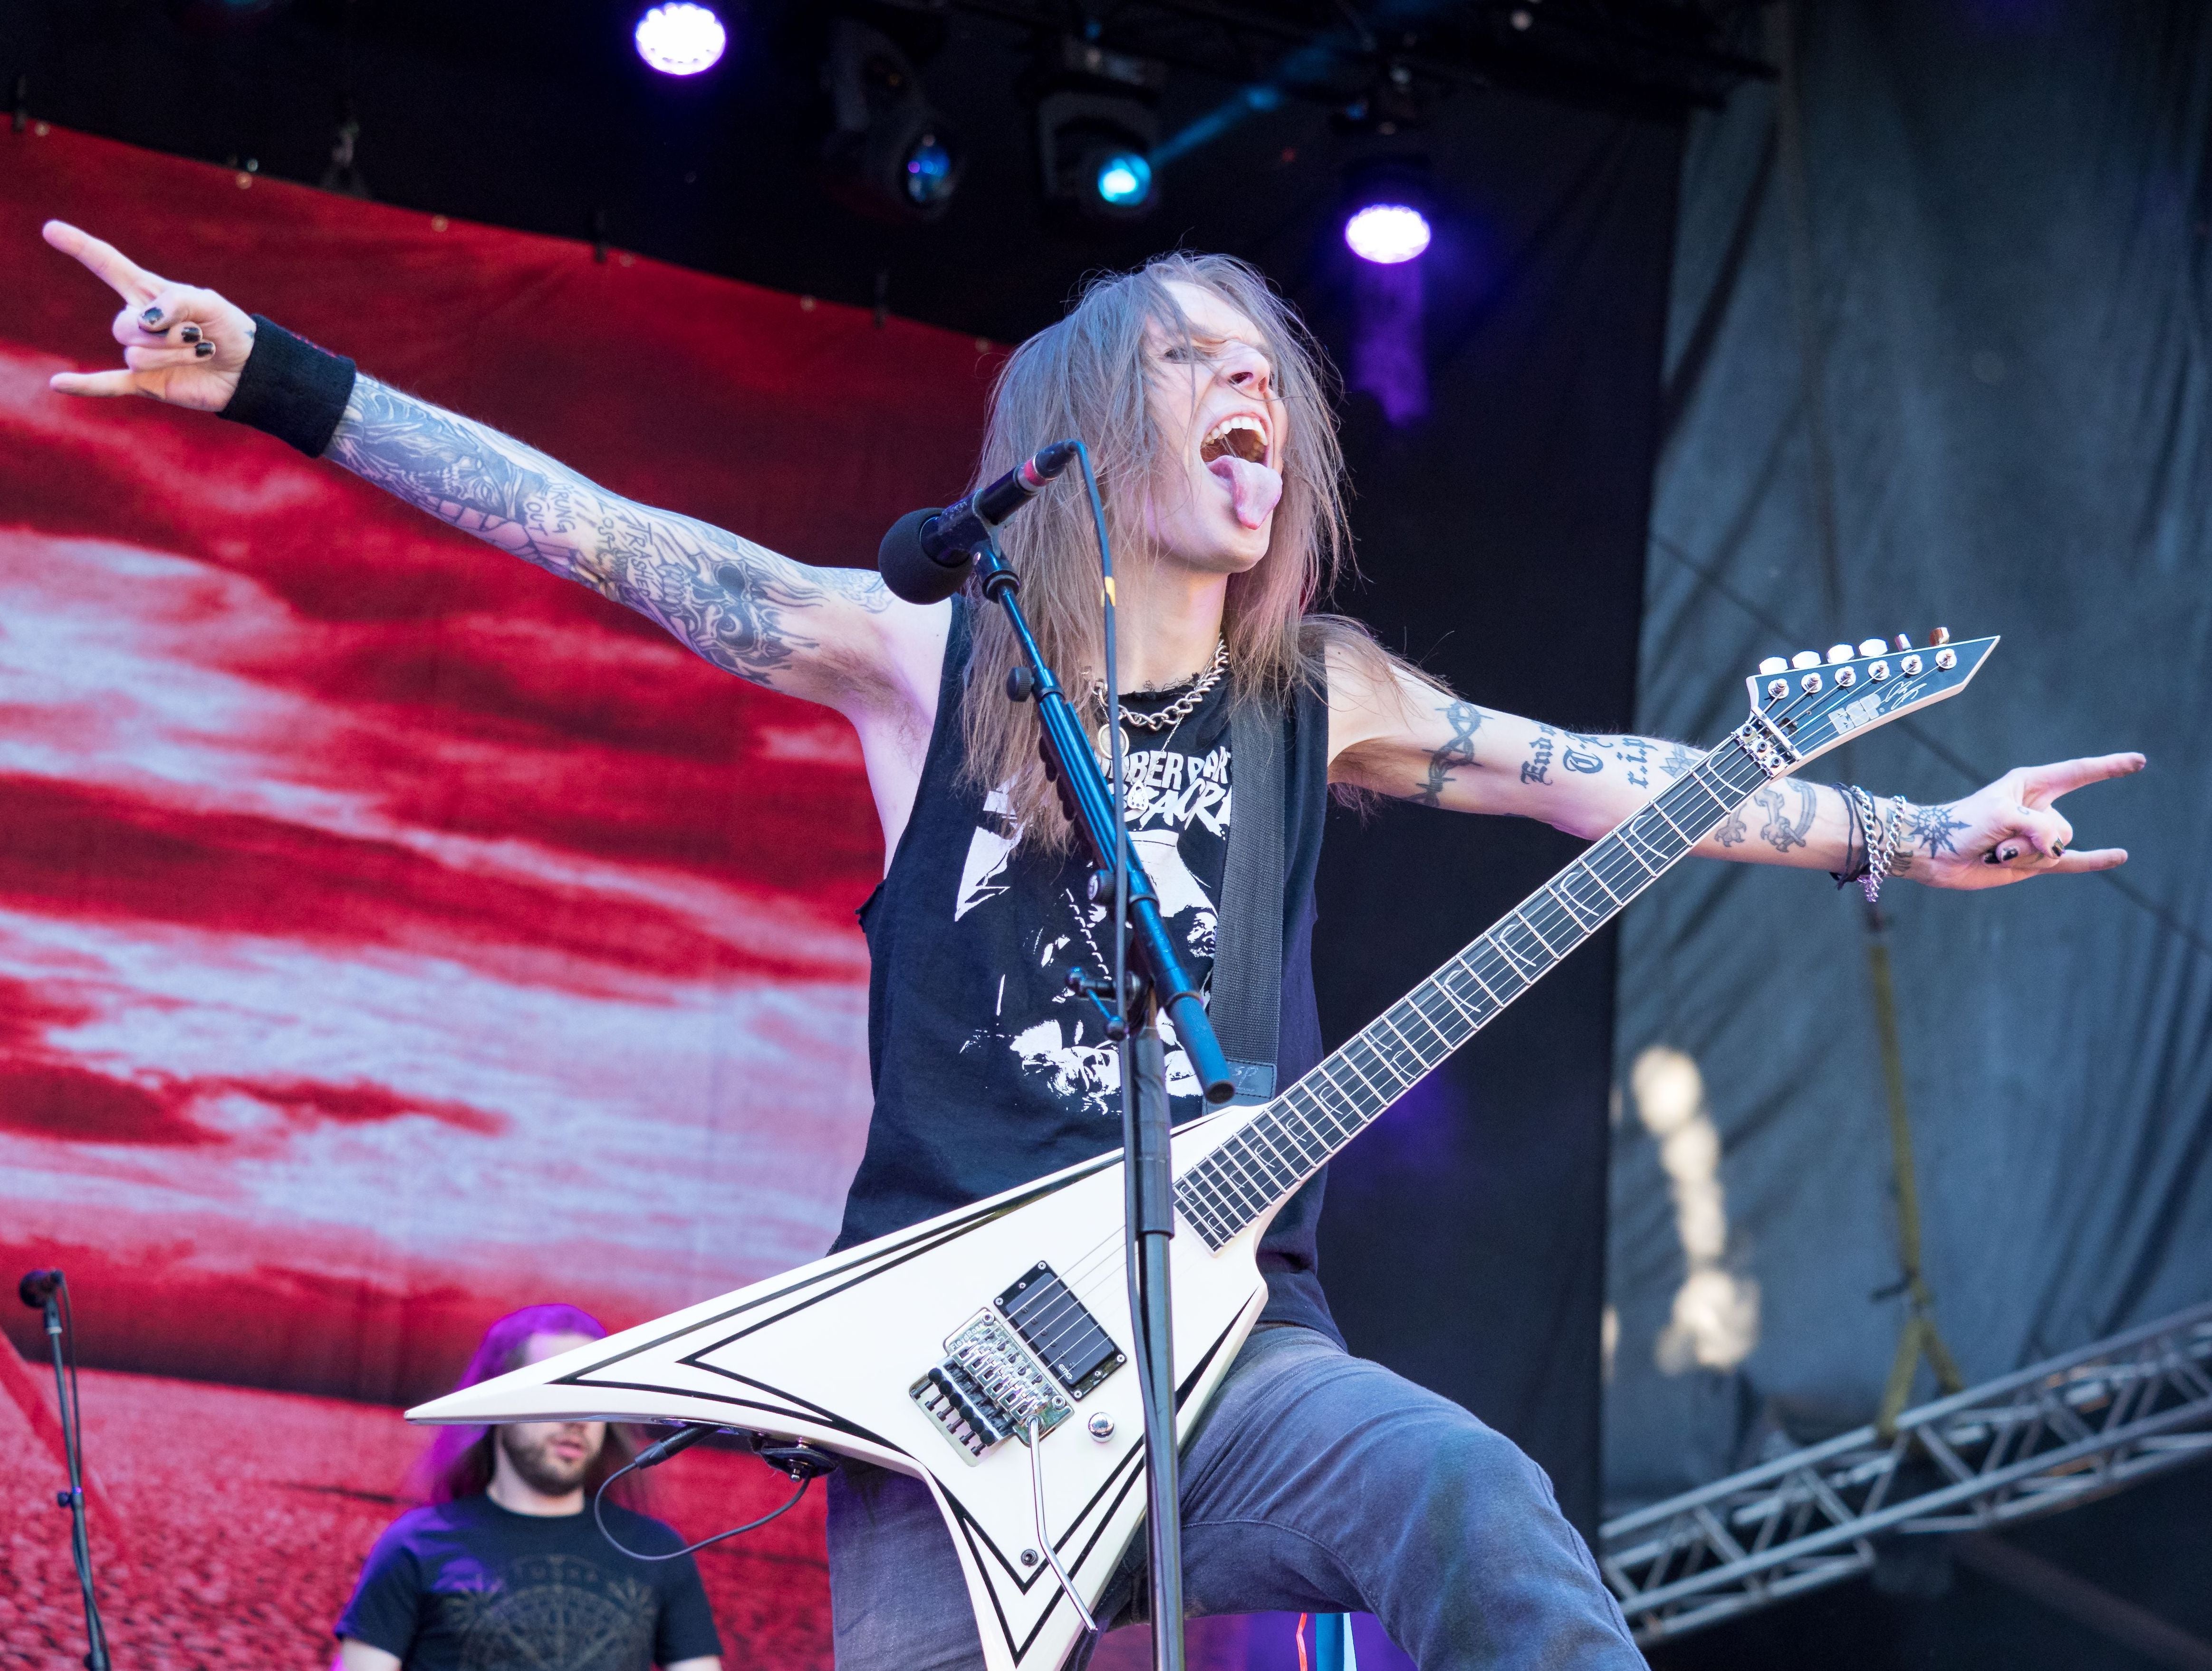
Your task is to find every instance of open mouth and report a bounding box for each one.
[1199,414,1269,466]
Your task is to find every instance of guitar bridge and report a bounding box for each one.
[909,1262,1125,1463]
[912,1313,1071,1462]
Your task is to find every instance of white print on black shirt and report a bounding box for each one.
[955,740,1230,1118]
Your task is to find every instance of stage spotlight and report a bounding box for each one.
[822,20,963,223]
[1095,152,1153,210]
[1345,203,1432,265]
[1039,91,1161,223]
[635,4,726,77]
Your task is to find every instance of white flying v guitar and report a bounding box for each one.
[412,631,1995,1671]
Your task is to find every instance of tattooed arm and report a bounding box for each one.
[322,377,930,710]
[39,221,940,722]
[1324,647,2141,889]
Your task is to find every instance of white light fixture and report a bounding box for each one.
[1344,203,1432,265]
[635,4,727,77]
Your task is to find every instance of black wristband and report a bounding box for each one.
[217,315,357,457]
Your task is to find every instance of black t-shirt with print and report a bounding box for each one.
[836,599,1341,1342]
[336,1495,721,1671]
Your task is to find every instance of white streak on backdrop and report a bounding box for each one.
[1630,1045,1759,1374]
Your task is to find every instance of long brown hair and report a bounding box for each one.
[960,252,1397,853]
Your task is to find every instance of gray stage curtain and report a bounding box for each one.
[1607,0,2212,1509]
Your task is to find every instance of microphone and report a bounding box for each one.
[878,440,1080,604]
[18,1269,62,1310]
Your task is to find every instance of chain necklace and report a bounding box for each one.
[1094,639,1228,758]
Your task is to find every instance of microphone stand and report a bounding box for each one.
[976,536,1232,1671]
[21,1273,110,1671]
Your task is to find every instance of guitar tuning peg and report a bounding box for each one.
[1790,650,1822,670]
[1857,637,1887,658]
[1892,632,1913,651]
[1929,626,1951,646]
[1825,643,1853,665]
[1758,656,1788,676]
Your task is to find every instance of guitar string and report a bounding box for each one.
[1038,673,1836,1330]
[1049,727,1785,1313]
[1049,736,1779,1319]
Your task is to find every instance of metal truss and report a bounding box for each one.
[1599,1300,2212,1644]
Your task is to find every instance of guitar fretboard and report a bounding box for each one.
[1173,727,1777,1250]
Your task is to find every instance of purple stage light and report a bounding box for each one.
[635,4,727,77]
[1345,203,1432,265]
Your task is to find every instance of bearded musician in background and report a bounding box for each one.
[336,1305,723,1671]
[45,219,2140,1671]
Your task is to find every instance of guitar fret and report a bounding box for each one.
[1347,1034,1409,1097]
[1178,1179,1232,1239]
[1330,1047,1389,1106]
[1184,1165,1235,1217]
[1168,713,1818,1245]
[1372,1010,1433,1068]
[1250,1123,1304,1186]
[1404,991,1464,1053]
[1431,971,1485,1028]
[1275,1113,1330,1169]
[1457,955,1506,1010]
[1548,882,1598,933]
[1647,799,1695,845]
[1199,1149,1257,1211]
[1582,852,1627,905]
[1219,1140,1276,1202]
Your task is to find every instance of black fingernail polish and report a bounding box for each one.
[194,341,214,358]
[180,324,202,344]
[141,306,163,326]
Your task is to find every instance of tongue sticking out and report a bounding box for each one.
[1209,454,1283,531]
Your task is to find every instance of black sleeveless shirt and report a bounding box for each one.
[833,599,1340,1342]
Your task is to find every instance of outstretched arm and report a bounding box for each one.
[1327,649,2142,891]
[40,220,937,717]
[320,375,906,705]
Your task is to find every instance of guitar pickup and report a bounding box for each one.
[995,1262,1125,1401]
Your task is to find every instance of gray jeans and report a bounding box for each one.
[827,1323,1643,1671]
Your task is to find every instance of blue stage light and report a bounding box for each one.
[1095,152,1154,210]
[1345,203,1431,264]
[904,133,958,209]
[634,4,726,77]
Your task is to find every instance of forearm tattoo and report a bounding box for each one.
[1753,779,1819,854]
[1520,725,1674,791]
[1414,700,1485,806]
[324,376,886,687]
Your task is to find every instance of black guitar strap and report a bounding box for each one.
[1213,695,1287,1105]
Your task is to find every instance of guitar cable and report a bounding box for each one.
[592,1425,829,1562]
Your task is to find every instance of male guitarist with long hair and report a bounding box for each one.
[43,222,2139,1670]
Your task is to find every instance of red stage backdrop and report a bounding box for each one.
[0,121,999,1669]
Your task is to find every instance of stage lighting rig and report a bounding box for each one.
[821,19,963,223]
[1035,37,1167,224]
[635,4,728,77]
[1342,155,1434,263]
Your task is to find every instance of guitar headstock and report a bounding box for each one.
[1742,628,1998,769]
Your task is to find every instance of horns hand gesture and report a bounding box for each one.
[1902,752,2144,890]
[43,220,254,413]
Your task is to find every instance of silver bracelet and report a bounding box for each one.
[1862,792,1906,904]
[1835,785,1906,903]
